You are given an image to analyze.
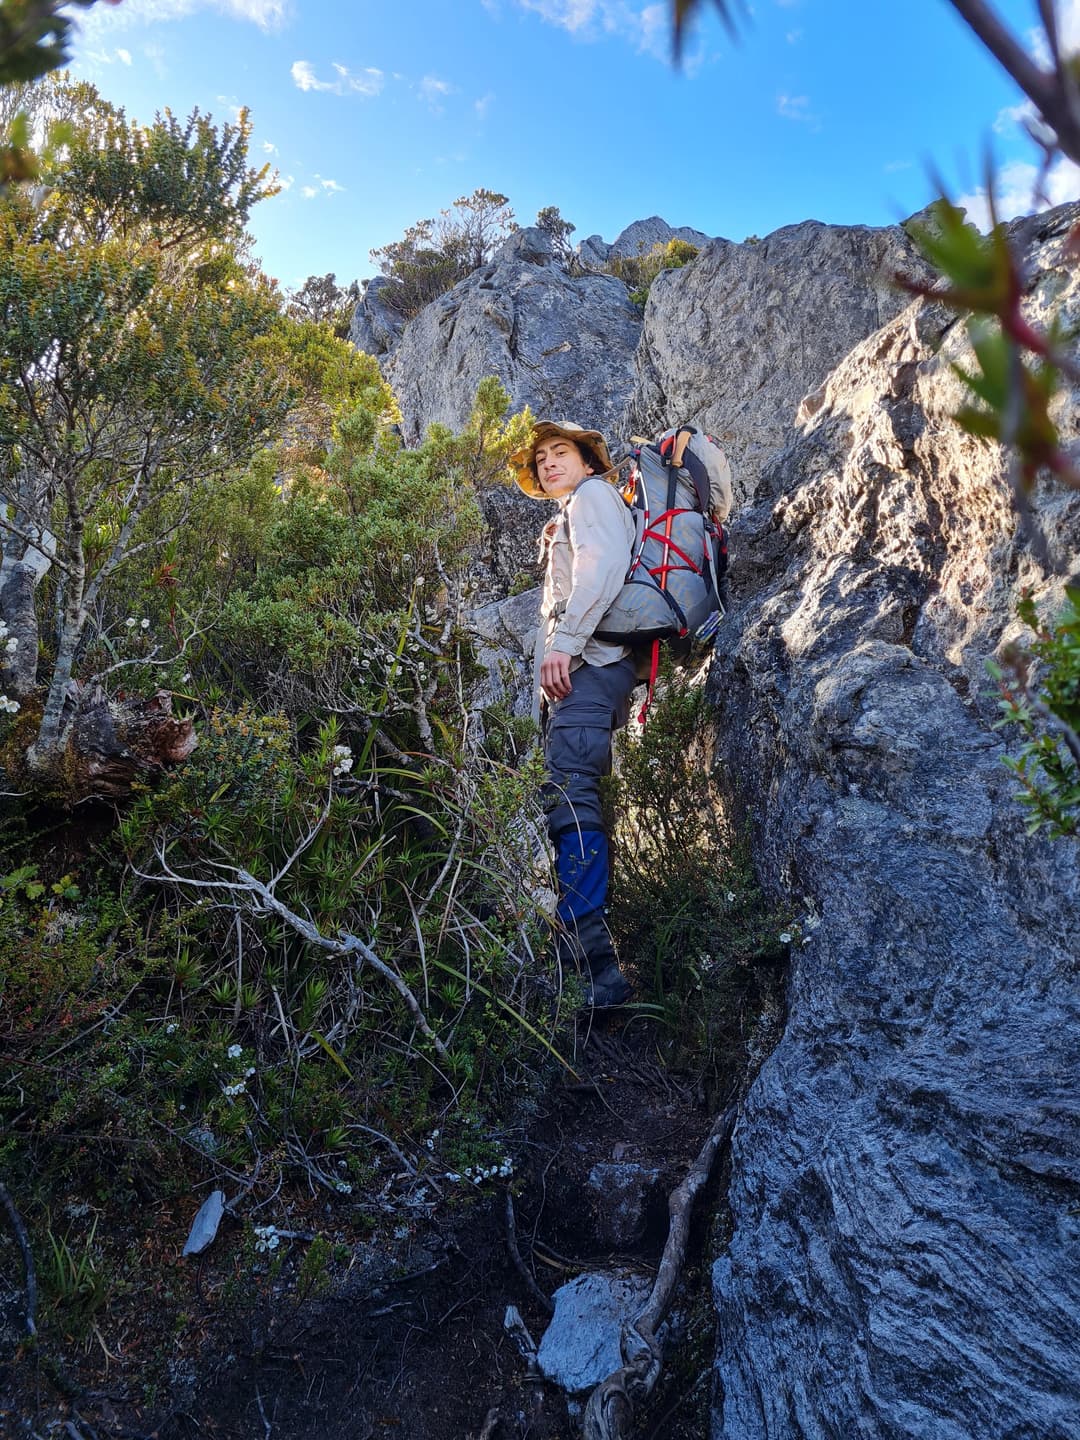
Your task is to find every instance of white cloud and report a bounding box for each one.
[301,185,318,199]
[474,92,495,120]
[291,60,384,96]
[785,28,802,44]
[1029,0,1080,64]
[777,92,815,123]
[419,74,454,109]
[277,173,294,191]
[320,177,345,193]
[80,0,292,34]
[514,0,695,61]
[117,47,132,64]
[262,140,277,154]
[955,155,1080,232]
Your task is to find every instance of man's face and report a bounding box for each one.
[534,437,593,499]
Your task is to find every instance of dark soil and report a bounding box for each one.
[1,1008,771,1440]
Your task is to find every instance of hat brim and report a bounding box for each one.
[509,422,612,500]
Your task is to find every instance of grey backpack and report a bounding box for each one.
[593,427,730,652]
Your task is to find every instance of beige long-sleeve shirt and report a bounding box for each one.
[539,477,635,669]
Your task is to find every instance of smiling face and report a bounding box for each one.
[534,436,594,499]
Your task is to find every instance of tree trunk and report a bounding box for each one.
[27,686,197,800]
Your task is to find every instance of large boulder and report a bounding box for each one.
[709,204,1080,1438]
[385,226,642,444]
[348,275,407,359]
[625,220,933,500]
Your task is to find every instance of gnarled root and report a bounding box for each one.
[583,1105,736,1440]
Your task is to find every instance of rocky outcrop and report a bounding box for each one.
[708,204,1080,1438]
[348,275,406,359]
[385,227,643,443]
[625,221,933,498]
[604,215,711,260]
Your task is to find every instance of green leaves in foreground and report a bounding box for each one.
[904,197,1079,498]
[990,587,1080,838]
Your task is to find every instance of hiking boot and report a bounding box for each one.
[584,963,632,1009]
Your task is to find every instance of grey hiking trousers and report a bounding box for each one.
[542,655,639,840]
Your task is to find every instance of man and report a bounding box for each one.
[510,420,638,1007]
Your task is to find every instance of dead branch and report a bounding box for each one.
[582,1105,736,1440]
[0,1177,38,1337]
[137,847,452,1067]
[504,1190,554,1317]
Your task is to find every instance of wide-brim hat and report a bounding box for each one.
[509,420,613,499]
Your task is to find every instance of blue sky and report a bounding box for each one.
[71,0,1080,293]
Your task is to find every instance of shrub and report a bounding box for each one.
[607,237,700,306]
[990,586,1080,838]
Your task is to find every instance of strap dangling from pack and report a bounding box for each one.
[637,638,661,726]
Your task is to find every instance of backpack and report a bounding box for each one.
[593,426,731,653]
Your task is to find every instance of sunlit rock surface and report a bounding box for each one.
[708,204,1080,1439]
[625,220,931,499]
[385,227,642,443]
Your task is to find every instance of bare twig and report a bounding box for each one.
[504,1190,554,1316]
[135,848,452,1067]
[582,1105,737,1440]
[0,1178,37,1336]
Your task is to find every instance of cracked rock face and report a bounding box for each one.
[384,227,643,443]
[624,221,932,500]
[709,204,1080,1439]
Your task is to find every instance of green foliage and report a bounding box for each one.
[608,236,700,306]
[535,204,575,259]
[286,271,360,338]
[610,668,793,1096]
[0,373,559,1235]
[370,188,517,319]
[904,197,1077,494]
[990,587,1080,838]
[0,78,297,767]
[0,0,109,87]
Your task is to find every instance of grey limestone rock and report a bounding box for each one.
[624,219,933,500]
[386,228,642,444]
[587,1161,662,1250]
[708,204,1080,1439]
[607,215,711,259]
[576,232,611,268]
[182,1189,224,1257]
[537,1269,652,1393]
[349,275,406,359]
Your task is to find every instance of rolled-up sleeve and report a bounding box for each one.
[549,484,631,656]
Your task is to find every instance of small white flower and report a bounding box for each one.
[726,892,736,903]
[5,637,16,653]
[140,618,150,630]
[181,672,191,683]
[401,554,413,564]
[335,1180,352,1194]
[227,1043,243,1059]
[414,576,426,587]
[779,932,793,945]
[393,1224,409,1239]
[165,1022,178,1035]
[125,618,137,628]
[245,1066,256,1078]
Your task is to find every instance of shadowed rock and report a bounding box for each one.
[708,203,1080,1439]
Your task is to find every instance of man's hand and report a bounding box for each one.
[541,650,574,701]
